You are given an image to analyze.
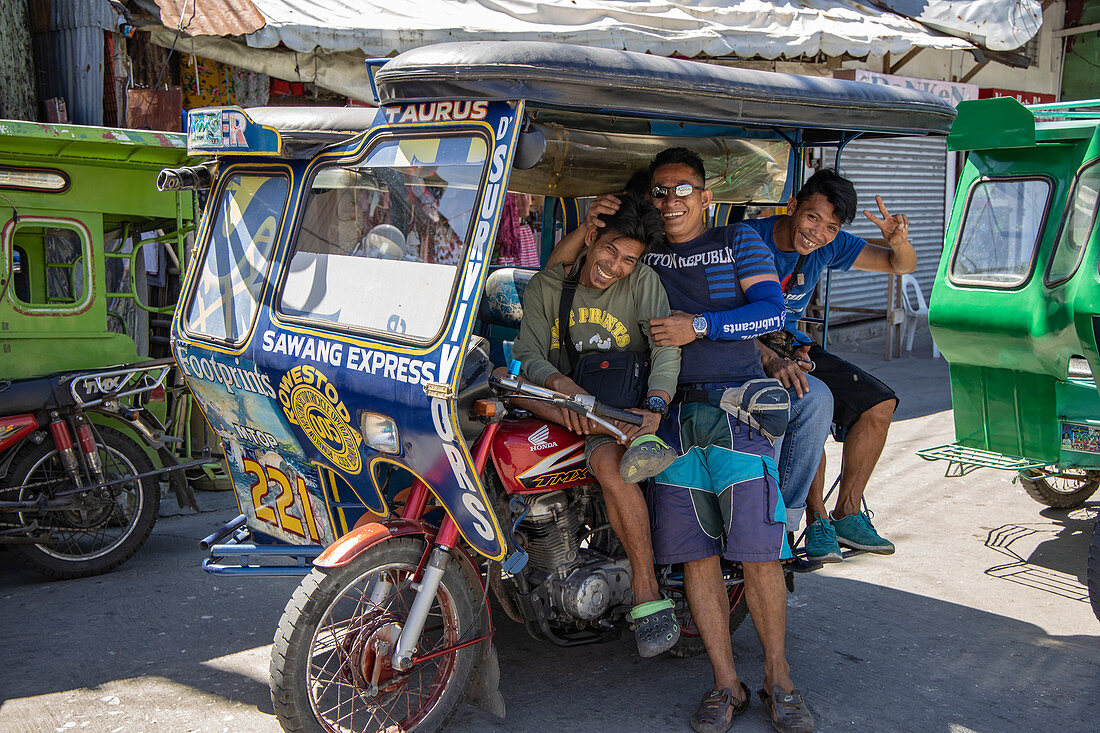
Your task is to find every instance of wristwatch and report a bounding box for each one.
[692,315,708,339]
[644,395,670,418]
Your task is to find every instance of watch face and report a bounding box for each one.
[646,396,668,415]
[692,316,707,335]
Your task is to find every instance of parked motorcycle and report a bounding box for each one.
[0,358,198,578]
[268,366,748,732]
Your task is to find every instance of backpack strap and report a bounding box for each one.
[557,273,580,373]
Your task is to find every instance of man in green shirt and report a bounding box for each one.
[510,191,682,657]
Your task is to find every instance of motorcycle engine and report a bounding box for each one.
[515,491,582,575]
[513,489,633,622]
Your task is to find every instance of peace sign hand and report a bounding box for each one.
[863,195,909,247]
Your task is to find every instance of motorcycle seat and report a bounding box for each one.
[0,374,74,414]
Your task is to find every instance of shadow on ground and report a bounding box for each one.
[3,534,1096,732]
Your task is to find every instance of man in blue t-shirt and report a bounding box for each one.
[549,148,814,733]
[742,169,914,564]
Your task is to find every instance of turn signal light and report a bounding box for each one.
[474,399,499,418]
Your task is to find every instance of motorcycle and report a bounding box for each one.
[0,358,199,578]
[268,363,748,732]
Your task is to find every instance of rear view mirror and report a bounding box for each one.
[513,124,546,171]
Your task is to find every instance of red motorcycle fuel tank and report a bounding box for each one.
[490,417,592,494]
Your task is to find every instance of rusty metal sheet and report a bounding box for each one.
[154,0,265,37]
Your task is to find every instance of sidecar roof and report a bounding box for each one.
[373,41,957,143]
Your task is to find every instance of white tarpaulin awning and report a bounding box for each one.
[873,1,1042,52]
[237,0,978,58]
[148,0,1044,101]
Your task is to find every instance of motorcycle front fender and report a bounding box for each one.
[314,518,436,568]
[314,518,486,597]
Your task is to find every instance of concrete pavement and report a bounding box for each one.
[1,330,1097,733]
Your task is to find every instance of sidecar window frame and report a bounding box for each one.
[181,169,291,347]
[948,175,1053,290]
[275,129,493,346]
[4,217,92,313]
[1045,157,1100,287]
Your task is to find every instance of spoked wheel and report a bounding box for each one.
[1017,467,1100,509]
[10,426,159,579]
[668,580,749,659]
[271,538,479,733]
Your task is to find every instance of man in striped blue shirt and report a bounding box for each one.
[550,148,814,733]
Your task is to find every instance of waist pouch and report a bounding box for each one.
[571,350,649,409]
[717,378,790,442]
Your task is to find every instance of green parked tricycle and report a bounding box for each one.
[0,120,203,577]
[919,96,1100,620]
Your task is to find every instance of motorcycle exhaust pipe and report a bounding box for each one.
[199,513,248,550]
[157,164,213,192]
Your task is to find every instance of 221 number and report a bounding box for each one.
[243,458,322,542]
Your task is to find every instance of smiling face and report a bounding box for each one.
[786,192,843,255]
[579,229,646,290]
[648,163,712,244]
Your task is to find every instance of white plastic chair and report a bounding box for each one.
[900,274,940,358]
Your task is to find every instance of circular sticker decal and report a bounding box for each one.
[286,383,362,474]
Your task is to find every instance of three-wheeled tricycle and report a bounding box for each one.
[918,96,1100,621]
[0,119,204,578]
[173,42,955,732]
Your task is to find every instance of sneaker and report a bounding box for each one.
[785,531,823,573]
[804,514,842,563]
[831,511,895,554]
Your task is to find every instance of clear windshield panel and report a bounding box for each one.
[950,178,1050,287]
[507,126,790,203]
[185,175,288,341]
[1047,161,1100,285]
[279,135,488,342]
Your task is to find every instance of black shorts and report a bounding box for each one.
[807,344,898,440]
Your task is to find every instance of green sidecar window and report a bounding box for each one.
[950,177,1050,288]
[279,134,488,343]
[1047,160,1100,286]
[185,174,289,342]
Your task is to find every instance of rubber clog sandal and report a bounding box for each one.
[758,685,814,733]
[689,682,751,733]
[628,597,680,657]
[619,435,677,483]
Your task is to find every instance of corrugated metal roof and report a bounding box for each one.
[154,0,265,37]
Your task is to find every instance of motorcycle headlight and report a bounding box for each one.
[359,411,400,454]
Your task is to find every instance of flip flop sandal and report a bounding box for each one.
[689,682,751,733]
[619,435,677,483]
[628,598,681,657]
[758,685,815,733]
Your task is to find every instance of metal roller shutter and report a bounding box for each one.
[823,136,947,324]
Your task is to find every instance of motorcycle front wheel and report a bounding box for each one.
[271,537,480,733]
[10,426,159,579]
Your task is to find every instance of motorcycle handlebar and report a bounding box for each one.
[490,375,644,427]
[591,402,645,427]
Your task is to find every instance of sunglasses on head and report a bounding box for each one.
[650,183,698,199]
